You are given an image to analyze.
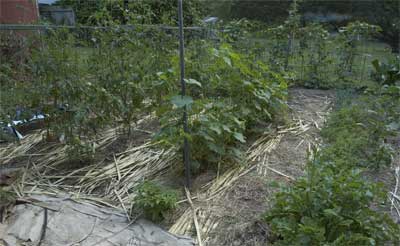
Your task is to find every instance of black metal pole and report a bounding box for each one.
[178,0,190,188]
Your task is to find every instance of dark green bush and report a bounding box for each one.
[264,157,400,246]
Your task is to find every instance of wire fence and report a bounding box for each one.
[241,33,395,88]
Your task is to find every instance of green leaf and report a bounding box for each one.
[386,122,400,131]
[222,125,232,133]
[323,209,339,218]
[170,95,193,108]
[223,56,232,66]
[210,125,222,135]
[233,132,246,143]
[185,78,202,87]
[233,117,243,126]
[338,219,353,227]
[207,142,225,155]
[229,147,242,159]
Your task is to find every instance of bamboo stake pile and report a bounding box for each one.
[79,143,176,204]
[0,132,43,165]
[1,115,177,215]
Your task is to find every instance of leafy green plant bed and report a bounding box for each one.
[265,157,400,246]
[264,58,400,245]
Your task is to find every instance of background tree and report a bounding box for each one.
[54,0,208,25]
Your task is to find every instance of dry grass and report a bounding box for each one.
[0,115,177,218]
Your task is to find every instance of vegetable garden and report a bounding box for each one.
[1,1,399,245]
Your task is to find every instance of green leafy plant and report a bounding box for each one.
[6,24,176,158]
[65,137,95,164]
[265,58,400,246]
[321,102,393,169]
[135,181,178,222]
[264,156,400,246]
[371,57,400,133]
[157,98,247,172]
[55,0,207,25]
[154,43,287,172]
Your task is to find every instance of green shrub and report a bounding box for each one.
[297,24,333,88]
[264,157,400,246]
[135,181,178,222]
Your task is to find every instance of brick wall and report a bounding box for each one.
[0,0,39,24]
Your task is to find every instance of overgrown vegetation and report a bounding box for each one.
[1,22,289,174]
[260,2,385,89]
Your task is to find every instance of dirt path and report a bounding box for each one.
[169,88,335,246]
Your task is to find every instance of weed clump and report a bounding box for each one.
[135,181,178,222]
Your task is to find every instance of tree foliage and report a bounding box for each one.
[54,0,208,25]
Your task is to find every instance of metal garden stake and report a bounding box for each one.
[178,0,190,188]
